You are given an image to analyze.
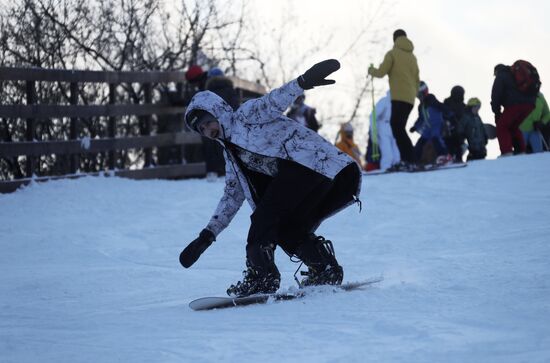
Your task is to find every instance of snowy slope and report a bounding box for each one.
[1,154,550,363]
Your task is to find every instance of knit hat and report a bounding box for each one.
[342,123,354,133]
[207,67,224,78]
[467,97,481,107]
[393,29,407,42]
[185,65,205,82]
[418,81,429,94]
[450,85,465,100]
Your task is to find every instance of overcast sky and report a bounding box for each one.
[248,0,550,158]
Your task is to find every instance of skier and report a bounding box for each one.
[179,59,362,297]
[410,82,452,165]
[458,98,488,160]
[335,123,363,168]
[368,29,420,168]
[370,90,401,171]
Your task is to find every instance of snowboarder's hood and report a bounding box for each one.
[184,90,234,135]
[394,36,414,52]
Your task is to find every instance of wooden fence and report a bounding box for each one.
[0,67,266,193]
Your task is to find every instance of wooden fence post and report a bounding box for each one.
[69,82,79,173]
[142,83,153,167]
[108,83,117,170]
[175,82,184,164]
[25,80,36,177]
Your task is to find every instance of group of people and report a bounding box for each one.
[334,29,548,173]
[177,29,547,298]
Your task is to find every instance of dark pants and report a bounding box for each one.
[390,100,415,163]
[444,134,463,162]
[467,149,486,160]
[247,161,360,256]
[496,104,535,154]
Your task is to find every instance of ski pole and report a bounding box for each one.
[538,130,549,151]
[370,65,380,161]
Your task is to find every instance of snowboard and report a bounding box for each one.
[189,277,383,311]
[408,162,467,173]
[484,123,497,140]
[363,162,466,176]
[363,169,393,176]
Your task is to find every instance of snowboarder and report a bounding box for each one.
[458,98,488,160]
[179,59,362,297]
[410,81,452,165]
[368,29,420,167]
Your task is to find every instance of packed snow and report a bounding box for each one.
[1,154,549,363]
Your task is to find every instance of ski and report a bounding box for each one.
[189,277,383,311]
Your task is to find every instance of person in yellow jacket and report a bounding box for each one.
[368,29,420,167]
[335,123,363,168]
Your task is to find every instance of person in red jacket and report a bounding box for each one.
[491,64,536,155]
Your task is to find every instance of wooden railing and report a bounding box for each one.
[0,67,265,193]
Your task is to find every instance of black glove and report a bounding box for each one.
[533,121,543,131]
[298,59,341,90]
[179,229,215,268]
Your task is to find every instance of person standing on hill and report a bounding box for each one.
[287,95,321,132]
[368,29,420,168]
[519,92,550,153]
[491,63,537,155]
[410,82,452,165]
[368,90,401,171]
[458,98,488,161]
[443,85,467,162]
[335,123,363,168]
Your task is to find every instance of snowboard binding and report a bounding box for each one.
[227,243,281,297]
[294,235,344,287]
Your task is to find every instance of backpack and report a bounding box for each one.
[511,60,541,96]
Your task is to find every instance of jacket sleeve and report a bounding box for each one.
[205,152,246,237]
[491,75,504,115]
[370,51,393,78]
[236,79,304,124]
[541,95,550,124]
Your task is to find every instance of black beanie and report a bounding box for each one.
[393,29,407,42]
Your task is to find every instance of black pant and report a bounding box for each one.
[247,161,360,256]
[390,100,415,163]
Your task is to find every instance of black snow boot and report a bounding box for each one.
[226,243,281,297]
[296,234,343,286]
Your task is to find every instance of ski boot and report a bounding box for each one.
[296,234,343,286]
[226,243,281,297]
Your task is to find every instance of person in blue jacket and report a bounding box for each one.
[410,81,452,165]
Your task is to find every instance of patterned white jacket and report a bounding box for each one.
[185,79,362,237]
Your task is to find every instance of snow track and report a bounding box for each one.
[1,154,549,362]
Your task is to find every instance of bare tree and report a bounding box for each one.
[0,0,255,179]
